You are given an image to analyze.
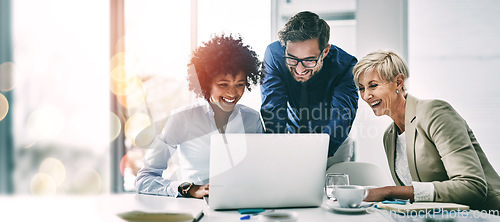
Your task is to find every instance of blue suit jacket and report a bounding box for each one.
[260,41,358,157]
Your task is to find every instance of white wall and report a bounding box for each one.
[354,0,408,184]
[355,0,500,176]
[408,0,500,172]
[272,0,356,42]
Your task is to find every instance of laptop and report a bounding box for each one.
[208,133,329,210]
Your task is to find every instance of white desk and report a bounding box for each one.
[201,197,500,222]
[202,204,388,222]
[1,194,498,222]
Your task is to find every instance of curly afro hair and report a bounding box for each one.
[187,34,263,100]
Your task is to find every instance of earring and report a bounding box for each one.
[396,89,400,94]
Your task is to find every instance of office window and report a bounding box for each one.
[11,0,109,194]
[117,0,271,192]
[197,0,271,110]
[116,0,194,192]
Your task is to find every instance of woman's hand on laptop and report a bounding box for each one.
[189,184,209,198]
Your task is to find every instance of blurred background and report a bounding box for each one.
[0,0,499,195]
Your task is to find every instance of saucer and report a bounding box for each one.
[325,201,373,213]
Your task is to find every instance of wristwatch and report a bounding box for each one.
[178,182,194,197]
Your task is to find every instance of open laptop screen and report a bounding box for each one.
[208,133,329,210]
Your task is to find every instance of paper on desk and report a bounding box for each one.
[114,194,207,222]
[117,211,200,222]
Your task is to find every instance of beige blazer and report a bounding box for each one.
[383,94,500,210]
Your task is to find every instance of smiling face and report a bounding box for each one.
[358,70,400,117]
[285,39,328,82]
[209,72,246,112]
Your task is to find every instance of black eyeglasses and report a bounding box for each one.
[283,51,324,68]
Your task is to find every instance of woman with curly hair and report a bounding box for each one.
[135,34,264,198]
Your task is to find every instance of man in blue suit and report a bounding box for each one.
[261,11,358,157]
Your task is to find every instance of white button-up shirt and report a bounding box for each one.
[135,101,263,197]
[395,132,435,202]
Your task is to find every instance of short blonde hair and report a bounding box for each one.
[353,50,409,91]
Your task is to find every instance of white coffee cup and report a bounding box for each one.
[332,185,369,208]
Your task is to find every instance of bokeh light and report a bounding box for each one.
[110,51,138,71]
[0,62,16,92]
[110,111,122,142]
[119,153,129,177]
[117,80,146,109]
[72,168,102,194]
[0,93,8,121]
[26,105,65,140]
[39,158,66,186]
[124,112,151,145]
[110,65,141,96]
[110,52,143,97]
[30,173,57,196]
[112,36,127,63]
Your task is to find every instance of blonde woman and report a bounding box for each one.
[353,50,500,210]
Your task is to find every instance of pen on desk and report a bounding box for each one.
[239,208,263,220]
[240,214,251,220]
[239,210,275,220]
[381,199,410,205]
[240,213,263,220]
